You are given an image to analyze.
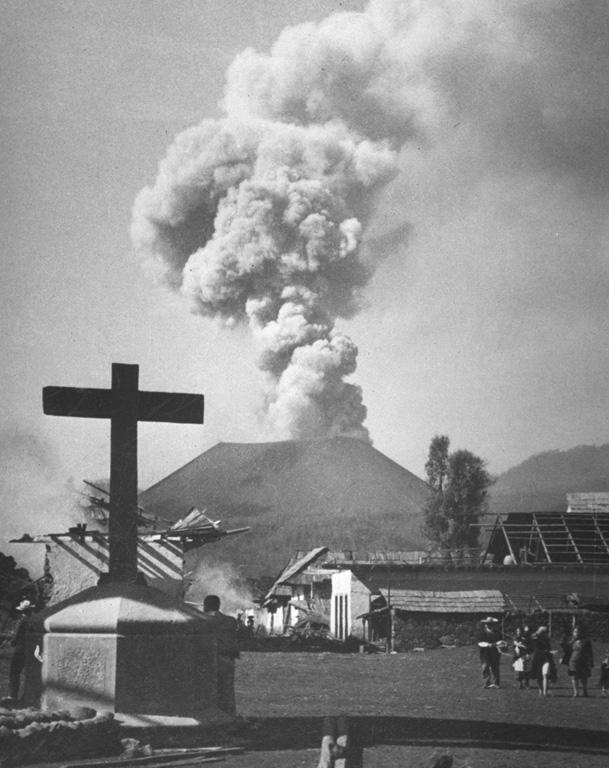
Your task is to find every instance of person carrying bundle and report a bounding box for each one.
[478,616,504,689]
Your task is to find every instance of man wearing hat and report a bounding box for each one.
[7,599,35,703]
[478,616,504,688]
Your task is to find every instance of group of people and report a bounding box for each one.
[478,616,606,697]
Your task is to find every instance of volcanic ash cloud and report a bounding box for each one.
[130,11,421,442]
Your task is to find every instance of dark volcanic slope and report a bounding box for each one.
[490,444,609,515]
[139,437,430,577]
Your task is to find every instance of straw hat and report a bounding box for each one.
[481,616,499,624]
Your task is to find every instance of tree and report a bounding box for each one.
[423,435,451,545]
[425,435,450,493]
[423,436,493,552]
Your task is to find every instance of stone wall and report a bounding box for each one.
[393,613,480,651]
[392,610,609,652]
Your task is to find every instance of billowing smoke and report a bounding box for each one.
[0,425,74,575]
[132,0,609,447]
[131,10,424,441]
[185,559,255,617]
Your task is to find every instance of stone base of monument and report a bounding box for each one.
[25,582,233,731]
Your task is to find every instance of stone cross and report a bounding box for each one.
[43,363,204,582]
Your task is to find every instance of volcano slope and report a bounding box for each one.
[139,437,430,577]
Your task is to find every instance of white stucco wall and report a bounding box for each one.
[331,570,375,640]
[45,536,185,604]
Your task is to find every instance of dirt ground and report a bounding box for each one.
[231,646,609,767]
[3,645,609,767]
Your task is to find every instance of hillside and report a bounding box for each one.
[490,444,609,515]
[139,437,430,577]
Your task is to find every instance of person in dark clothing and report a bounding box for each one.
[203,595,239,717]
[478,617,503,688]
[512,627,532,689]
[599,649,609,695]
[7,599,34,702]
[564,625,594,698]
[531,626,555,696]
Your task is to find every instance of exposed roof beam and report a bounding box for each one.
[502,521,517,563]
[532,513,552,563]
[593,517,609,556]
[562,514,584,564]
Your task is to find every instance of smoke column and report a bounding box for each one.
[131,9,427,442]
[132,1,609,445]
[0,425,74,575]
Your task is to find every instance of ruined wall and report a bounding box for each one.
[45,536,185,604]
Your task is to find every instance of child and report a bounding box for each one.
[599,649,609,695]
[512,627,532,689]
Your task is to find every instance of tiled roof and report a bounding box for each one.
[567,493,609,514]
[328,551,428,564]
[379,589,505,613]
[264,547,329,602]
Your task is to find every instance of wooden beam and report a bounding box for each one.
[502,523,517,563]
[593,516,609,556]
[562,515,583,563]
[482,515,500,564]
[532,514,552,563]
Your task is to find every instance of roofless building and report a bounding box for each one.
[484,495,609,566]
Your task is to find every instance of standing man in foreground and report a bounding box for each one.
[203,595,239,717]
[7,599,35,703]
[478,616,504,689]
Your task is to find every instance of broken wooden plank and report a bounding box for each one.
[60,749,236,768]
[153,748,243,755]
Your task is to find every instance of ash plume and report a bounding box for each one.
[132,1,609,443]
[131,10,420,441]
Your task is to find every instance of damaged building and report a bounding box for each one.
[12,506,249,606]
[259,493,609,649]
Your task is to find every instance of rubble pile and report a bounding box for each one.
[0,706,121,766]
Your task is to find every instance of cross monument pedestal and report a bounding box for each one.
[27,364,232,729]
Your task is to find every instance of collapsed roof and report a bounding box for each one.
[484,511,609,565]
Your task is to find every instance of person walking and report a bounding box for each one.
[478,617,503,689]
[531,626,555,696]
[203,595,240,717]
[564,625,594,698]
[7,599,35,703]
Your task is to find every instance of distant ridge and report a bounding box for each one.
[139,437,430,577]
[490,444,609,515]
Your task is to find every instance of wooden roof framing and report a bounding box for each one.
[485,512,609,565]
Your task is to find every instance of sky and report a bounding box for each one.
[2,0,609,569]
